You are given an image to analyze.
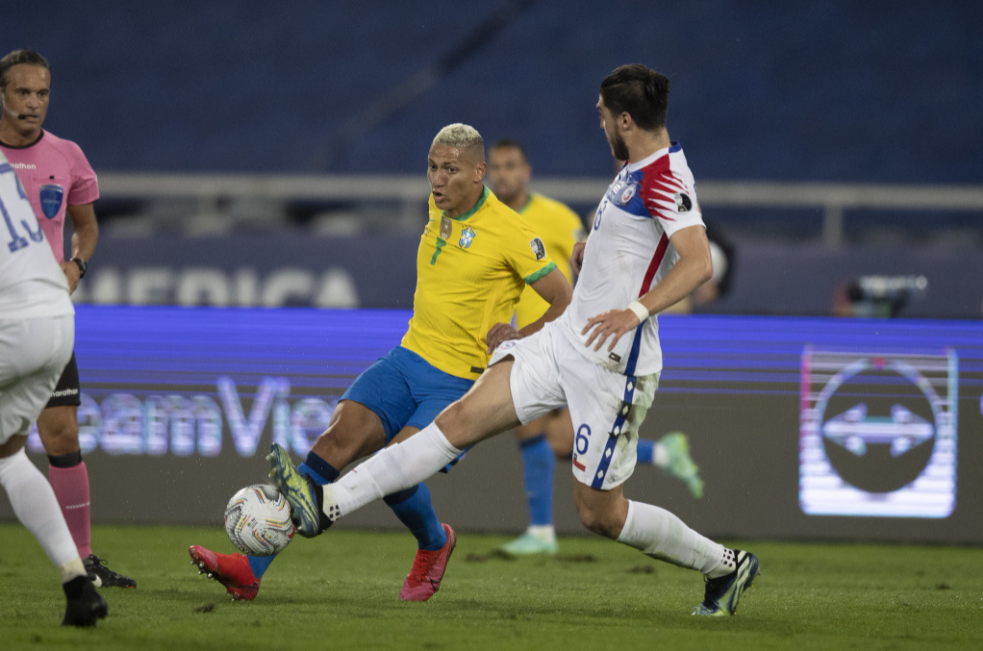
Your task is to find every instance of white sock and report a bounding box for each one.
[324,422,462,521]
[653,442,669,468]
[616,500,734,577]
[0,449,86,582]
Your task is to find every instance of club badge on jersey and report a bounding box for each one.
[459,226,475,249]
[39,184,65,219]
[613,179,638,207]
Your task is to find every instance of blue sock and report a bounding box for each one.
[384,483,447,551]
[297,451,341,485]
[520,434,554,527]
[637,438,656,465]
[246,553,277,579]
[246,452,340,579]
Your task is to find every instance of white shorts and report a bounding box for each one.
[0,316,74,444]
[490,321,658,490]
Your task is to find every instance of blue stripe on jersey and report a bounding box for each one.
[604,169,652,218]
[669,141,682,153]
[0,163,12,175]
[624,325,644,376]
[591,375,638,489]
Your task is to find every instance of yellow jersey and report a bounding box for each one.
[513,193,584,329]
[401,186,557,380]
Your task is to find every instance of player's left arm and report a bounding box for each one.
[486,268,572,353]
[582,224,712,351]
[61,202,99,294]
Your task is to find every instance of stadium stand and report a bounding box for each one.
[4,1,981,182]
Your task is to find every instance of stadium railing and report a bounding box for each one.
[98,174,983,245]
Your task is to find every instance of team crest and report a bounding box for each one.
[617,182,638,206]
[529,237,546,260]
[674,192,693,212]
[608,176,638,207]
[459,226,476,249]
[39,184,65,219]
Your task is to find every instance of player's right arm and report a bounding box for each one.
[486,267,571,352]
[518,267,571,335]
[582,225,712,353]
[62,202,98,294]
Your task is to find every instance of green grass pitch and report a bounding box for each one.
[0,524,980,650]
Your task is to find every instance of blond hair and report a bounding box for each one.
[432,123,484,156]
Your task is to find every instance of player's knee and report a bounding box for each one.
[574,500,620,539]
[314,421,370,457]
[313,401,383,457]
[39,420,80,455]
[548,437,572,458]
[434,400,468,442]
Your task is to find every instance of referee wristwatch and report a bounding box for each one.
[71,257,88,279]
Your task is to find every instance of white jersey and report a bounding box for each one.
[0,151,74,320]
[559,142,704,376]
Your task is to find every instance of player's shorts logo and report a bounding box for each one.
[673,192,692,212]
[529,237,546,261]
[39,184,65,219]
[459,226,475,249]
[496,340,518,351]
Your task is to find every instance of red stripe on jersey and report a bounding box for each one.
[648,177,685,196]
[640,157,686,222]
[639,232,670,297]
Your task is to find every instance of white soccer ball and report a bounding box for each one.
[224,484,295,556]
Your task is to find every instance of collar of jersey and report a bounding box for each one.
[627,141,681,172]
[518,193,535,215]
[0,129,45,150]
[444,185,489,221]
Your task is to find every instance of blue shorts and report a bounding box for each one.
[341,346,475,443]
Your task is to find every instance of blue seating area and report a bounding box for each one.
[5,1,981,182]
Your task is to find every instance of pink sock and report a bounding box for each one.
[48,462,92,558]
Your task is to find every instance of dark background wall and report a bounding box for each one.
[3,1,981,181]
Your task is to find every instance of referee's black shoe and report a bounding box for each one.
[62,575,108,627]
[85,555,137,589]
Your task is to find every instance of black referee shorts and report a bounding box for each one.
[45,351,81,408]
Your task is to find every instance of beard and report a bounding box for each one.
[608,131,630,161]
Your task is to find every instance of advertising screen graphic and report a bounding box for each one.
[799,349,958,518]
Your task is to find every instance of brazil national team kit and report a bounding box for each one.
[235,185,558,586]
[512,193,583,330]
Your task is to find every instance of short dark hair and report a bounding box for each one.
[490,138,528,161]
[599,64,670,131]
[0,49,50,90]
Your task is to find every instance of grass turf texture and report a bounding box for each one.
[0,525,980,650]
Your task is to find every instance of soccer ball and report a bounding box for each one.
[224,484,295,556]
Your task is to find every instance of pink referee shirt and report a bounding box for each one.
[0,130,99,263]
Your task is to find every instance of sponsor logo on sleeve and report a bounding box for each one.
[530,237,546,260]
[673,192,692,213]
